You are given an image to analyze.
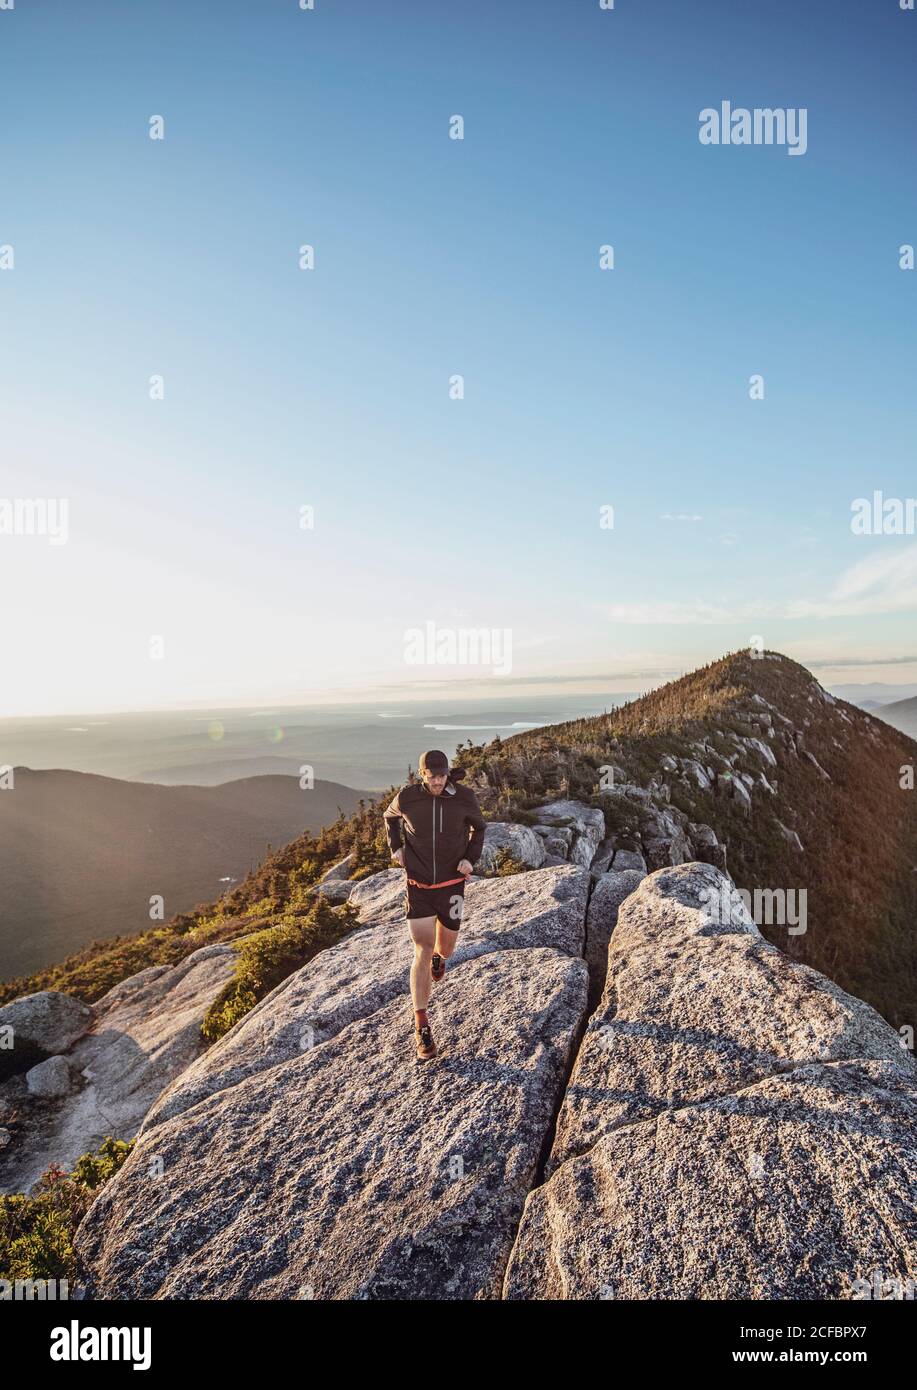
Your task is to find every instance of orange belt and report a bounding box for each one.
[406,874,467,889]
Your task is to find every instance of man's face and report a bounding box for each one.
[422,768,448,794]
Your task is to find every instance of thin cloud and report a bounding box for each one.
[787,546,917,618]
[598,547,917,625]
[596,600,772,625]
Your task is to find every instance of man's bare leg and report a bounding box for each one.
[409,915,437,1014]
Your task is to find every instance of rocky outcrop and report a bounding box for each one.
[0,799,612,1200]
[776,818,805,853]
[0,944,238,1196]
[503,863,917,1299]
[596,778,727,875]
[528,801,605,868]
[504,1057,917,1301]
[139,865,588,1136]
[70,848,917,1302]
[73,866,592,1299]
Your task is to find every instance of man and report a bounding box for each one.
[383,749,487,1061]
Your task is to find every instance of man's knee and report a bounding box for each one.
[410,916,437,950]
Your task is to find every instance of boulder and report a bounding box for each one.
[745,736,777,767]
[680,759,712,790]
[503,862,917,1299]
[533,825,572,844]
[730,777,752,812]
[505,861,917,1295]
[476,822,546,873]
[529,801,605,868]
[26,1055,74,1099]
[775,819,805,853]
[314,879,356,903]
[610,848,647,874]
[804,751,832,781]
[0,991,93,1058]
[688,823,727,873]
[641,833,689,871]
[317,853,356,883]
[588,838,617,877]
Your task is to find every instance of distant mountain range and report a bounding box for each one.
[0,769,367,980]
[872,695,917,740]
[828,682,917,705]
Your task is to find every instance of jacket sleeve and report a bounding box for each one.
[463,793,487,866]
[382,789,404,852]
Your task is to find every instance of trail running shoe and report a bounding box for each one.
[431,953,445,982]
[415,1023,437,1061]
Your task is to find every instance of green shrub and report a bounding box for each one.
[201,895,360,1044]
[482,847,530,877]
[0,1137,133,1284]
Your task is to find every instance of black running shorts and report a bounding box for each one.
[404,877,466,930]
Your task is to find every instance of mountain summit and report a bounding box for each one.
[451,648,917,1032]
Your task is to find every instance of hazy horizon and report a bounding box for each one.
[2,661,917,724]
[0,691,635,791]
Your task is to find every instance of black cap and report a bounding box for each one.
[419,749,449,774]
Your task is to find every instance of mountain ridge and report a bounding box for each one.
[0,769,367,982]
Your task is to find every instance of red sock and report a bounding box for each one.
[415,1009,428,1027]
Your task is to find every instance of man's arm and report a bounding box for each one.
[382,789,404,854]
[463,792,487,867]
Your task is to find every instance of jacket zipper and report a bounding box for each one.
[432,794,436,881]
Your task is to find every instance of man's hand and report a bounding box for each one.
[457,859,474,879]
[391,848,405,867]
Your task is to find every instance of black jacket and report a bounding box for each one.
[383,773,487,884]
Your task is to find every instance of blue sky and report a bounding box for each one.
[1,0,916,716]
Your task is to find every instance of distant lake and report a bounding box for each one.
[0,694,637,792]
